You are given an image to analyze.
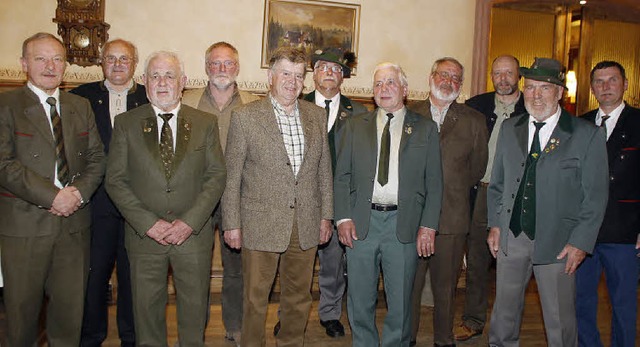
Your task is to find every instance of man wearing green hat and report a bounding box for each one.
[486,57,608,346]
[307,48,367,338]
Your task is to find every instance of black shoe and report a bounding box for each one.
[273,321,281,336]
[410,340,417,347]
[320,320,345,338]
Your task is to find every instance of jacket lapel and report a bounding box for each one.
[399,109,417,154]
[22,87,55,145]
[363,110,379,171]
[141,113,162,173]
[171,112,191,173]
[540,110,573,160]
[514,114,529,157]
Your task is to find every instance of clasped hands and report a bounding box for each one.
[146,219,193,246]
[223,219,333,251]
[49,186,83,217]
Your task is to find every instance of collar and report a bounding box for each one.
[269,93,299,117]
[528,105,561,129]
[152,103,181,117]
[27,82,60,104]
[314,91,340,108]
[597,102,625,123]
[104,79,135,94]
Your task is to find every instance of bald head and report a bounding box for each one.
[491,55,520,96]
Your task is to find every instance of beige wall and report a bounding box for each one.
[0,0,477,99]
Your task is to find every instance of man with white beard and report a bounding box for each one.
[408,57,488,347]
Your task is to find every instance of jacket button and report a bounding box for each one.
[167,210,173,215]
[511,194,515,198]
[290,205,294,209]
[610,176,615,181]
[507,209,511,213]
[33,153,39,158]
[516,178,520,182]
[166,188,171,193]
[286,162,291,166]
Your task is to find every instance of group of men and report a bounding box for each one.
[0,30,637,347]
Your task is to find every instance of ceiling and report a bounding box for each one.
[493,0,640,23]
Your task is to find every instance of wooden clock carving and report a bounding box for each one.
[53,0,110,67]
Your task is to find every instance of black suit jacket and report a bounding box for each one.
[582,104,640,244]
[303,92,367,172]
[71,81,148,218]
[465,91,526,136]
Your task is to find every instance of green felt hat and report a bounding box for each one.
[520,57,567,88]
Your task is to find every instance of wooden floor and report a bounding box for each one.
[1,271,638,346]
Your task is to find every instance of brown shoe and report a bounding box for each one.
[453,323,482,341]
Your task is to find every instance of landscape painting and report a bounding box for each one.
[261,0,361,71]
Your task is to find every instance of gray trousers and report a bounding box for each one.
[317,228,346,321]
[212,208,243,333]
[489,231,577,347]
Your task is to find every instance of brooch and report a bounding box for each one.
[339,111,347,120]
[544,138,560,153]
[143,127,152,133]
[404,125,413,135]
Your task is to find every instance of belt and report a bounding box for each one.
[371,203,398,212]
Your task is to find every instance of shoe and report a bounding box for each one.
[410,340,417,346]
[453,323,483,341]
[273,321,281,336]
[225,331,241,346]
[320,320,345,338]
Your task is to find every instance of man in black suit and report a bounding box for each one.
[71,38,148,347]
[577,60,640,347]
[455,54,525,341]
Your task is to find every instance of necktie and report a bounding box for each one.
[377,113,394,186]
[529,121,545,158]
[324,99,331,118]
[47,97,69,186]
[159,113,174,180]
[601,114,610,136]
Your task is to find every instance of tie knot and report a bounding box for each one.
[386,112,394,120]
[533,121,545,130]
[46,97,57,107]
[601,115,610,123]
[159,113,173,122]
[325,99,332,107]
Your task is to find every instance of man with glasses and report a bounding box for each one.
[71,38,148,347]
[182,41,259,345]
[272,48,366,338]
[409,57,488,347]
[222,47,333,347]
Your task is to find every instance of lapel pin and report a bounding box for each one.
[143,127,152,133]
[339,111,347,120]
[98,99,103,104]
[405,125,412,135]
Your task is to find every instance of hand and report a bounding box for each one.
[146,219,173,246]
[49,186,82,217]
[164,219,193,246]
[487,227,501,258]
[337,220,358,248]
[557,244,587,274]
[636,234,640,257]
[416,227,436,257]
[319,219,332,245]
[224,229,242,250]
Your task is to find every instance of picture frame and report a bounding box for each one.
[261,0,361,73]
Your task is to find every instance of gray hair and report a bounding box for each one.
[22,32,65,59]
[144,51,185,77]
[430,57,465,80]
[373,62,408,87]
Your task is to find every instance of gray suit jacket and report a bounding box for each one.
[105,103,227,254]
[408,100,488,235]
[0,86,105,236]
[487,109,609,263]
[334,108,443,243]
[221,98,333,252]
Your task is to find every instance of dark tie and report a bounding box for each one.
[159,113,174,180]
[47,97,69,186]
[510,121,545,239]
[601,114,610,135]
[377,112,394,186]
[324,99,332,118]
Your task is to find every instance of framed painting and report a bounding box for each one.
[261,0,361,72]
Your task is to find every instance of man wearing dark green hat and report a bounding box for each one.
[486,57,609,346]
[305,48,367,338]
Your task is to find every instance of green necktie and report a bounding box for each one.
[159,113,174,180]
[46,97,69,186]
[377,112,394,186]
[601,114,610,136]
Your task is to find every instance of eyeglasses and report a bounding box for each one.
[315,64,343,73]
[104,55,133,65]
[207,60,237,69]
[433,71,463,84]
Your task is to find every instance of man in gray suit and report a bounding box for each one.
[334,62,443,347]
[106,51,227,346]
[0,32,105,346]
[487,58,609,346]
[222,47,333,347]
